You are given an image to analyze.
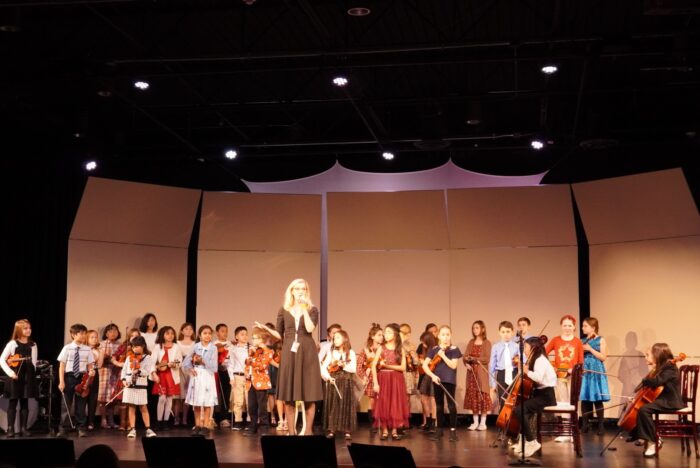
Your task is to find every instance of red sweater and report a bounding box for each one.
[545,336,584,375]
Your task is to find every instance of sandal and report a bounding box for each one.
[392,432,402,440]
[326,431,335,438]
[380,432,389,440]
[344,432,352,440]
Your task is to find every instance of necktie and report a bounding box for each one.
[73,347,81,378]
[504,344,513,385]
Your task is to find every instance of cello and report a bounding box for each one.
[617,352,686,432]
[495,335,548,438]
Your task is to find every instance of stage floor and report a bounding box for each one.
[44,422,699,467]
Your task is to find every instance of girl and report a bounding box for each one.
[0,319,38,437]
[111,328,140,430]
[139,313,159,424]
[321,329,357,439]
[183,325,218,436]
[264,322,285,431]
[422,325,461,442]
[120,335,159,439]
[545,314,584,443]
[86,330,104,430]
[416,331,437,433]
[629,343,684,457]
[152,326,183,431]
[512,336,557,458]
[463,320,492,431]
[580,317,609,435]
[174,322,195,427]
[355,323,383,435]
[243,328,275,436]
[97,323,121,429]
[371,323,409,441]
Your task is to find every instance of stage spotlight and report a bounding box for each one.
[530,140,545,150]
[332,76,348,87]
[85,160,97,171]
[134,80,150,90]
[224,149,238,160]
[382,151,395,160]
[347,7,370,16]
[541,65,558,74]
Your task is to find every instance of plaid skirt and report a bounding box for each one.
[97,366,119,402]
[123,387,148,406]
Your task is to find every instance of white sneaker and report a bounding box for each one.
[510,435,522,451]
[644,440,662,457]
[555,435,572,443]
[524,440,542,457]
[126,428,136,439]
[145,428,157,438]
[467,422,478,431]
[477,423,487,431]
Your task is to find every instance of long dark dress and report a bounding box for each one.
[4,341,37,399]
[275,307,323,402]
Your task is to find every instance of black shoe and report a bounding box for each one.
[56,429,68,438]
[78,429,87,438]
[191,426,201,436]
[429,428,443,441]
[244,427,259,437]
[449,429,458,442]
[199,427,210,437]
[232,422,243,431]
[5,427,15,438]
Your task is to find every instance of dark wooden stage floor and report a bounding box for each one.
[50,422,698,468]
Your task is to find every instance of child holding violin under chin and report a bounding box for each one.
[120,336,159,439]
[321,329,358,440]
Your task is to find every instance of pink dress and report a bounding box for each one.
[372,347,409,429]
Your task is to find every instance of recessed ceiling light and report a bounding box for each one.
[332,76,348,87]
[85,160,97,171]
[531,140,545,150]
[224,149,238,159]
[134,81,150,90]
[382,151,395,160]
[347,7,370,16]
[541,65,558,74]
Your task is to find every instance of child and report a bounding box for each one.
[183,325,218,436]
[57,323,95,437]
[545,314,584,443]
[110,328,140,431]
[214,323,233,429]
[227,326,249,431]
[175,322,195,427]
[400,324,419,410]
[265,322,284,431]
[416,331,437,433]
[371,323,409,440]
[0,319,38,437]
[627,343,684,457]
[580,317,609,435]
[318,323,342,363]
[139,313,159,424]
[321,329,357,439]
[515,317,532,343]
[422,325,461,442]
[86,330,103,430]
[97,323,121,429]
[121,336,159,439]
[489,321,519,412]
[511,336,557,458]
[152,326,183,431]
[355,323,383,435]
[462,320,492,431]
[243,327,275,436]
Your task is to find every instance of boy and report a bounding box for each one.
[488,321,519,411]
[227,326,249,430]
[57,323,95,437]
[214,323,233,428]
[515,317,532,343]
[243,328,275,436]
[318,323,342,363]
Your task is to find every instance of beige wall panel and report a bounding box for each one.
[71,177,200,248]
[197,251,321,339]
[327,191,449,251]
[590,237,700,417]
[66,240,188,341]
[327,251,450,412]
[199,193,321,252]
[449,247,580,413]
[447,185,576,248]
[573,169,700,245]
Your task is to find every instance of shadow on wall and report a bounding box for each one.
[612,332,649,417]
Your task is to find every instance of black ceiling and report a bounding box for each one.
[2,0,700,192]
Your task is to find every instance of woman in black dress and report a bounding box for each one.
[256,278,322,435]
[1,319,38,437]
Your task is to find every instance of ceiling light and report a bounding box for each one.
[530,140,545,150]
[97,90,112,97]
[134,81,150,90]
[85,160,97,171]
[347,7,370,16]
[332,76,348,87]
[541,65,558,75]
[224,149,238,160]
[382,151,395,160]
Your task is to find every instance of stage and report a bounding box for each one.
[27,422,699,467]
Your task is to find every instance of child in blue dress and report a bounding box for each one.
[580,317,609,435]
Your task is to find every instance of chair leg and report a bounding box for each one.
[574,425,583,458]
[693,422,699,459]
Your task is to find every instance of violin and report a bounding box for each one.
[496,335,549,437]
[618,352,687,432]
[74,370,95,398]
[192,353,204,366]
[427,347,447,372]
[215,342,229,366]
[327,355,348,374]
[156,360,180,371]
[6,354,31,368]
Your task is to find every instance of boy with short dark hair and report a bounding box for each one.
[57,324,95,437]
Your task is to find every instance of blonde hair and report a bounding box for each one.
[283,278,314,311]
[10,319,33,344]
